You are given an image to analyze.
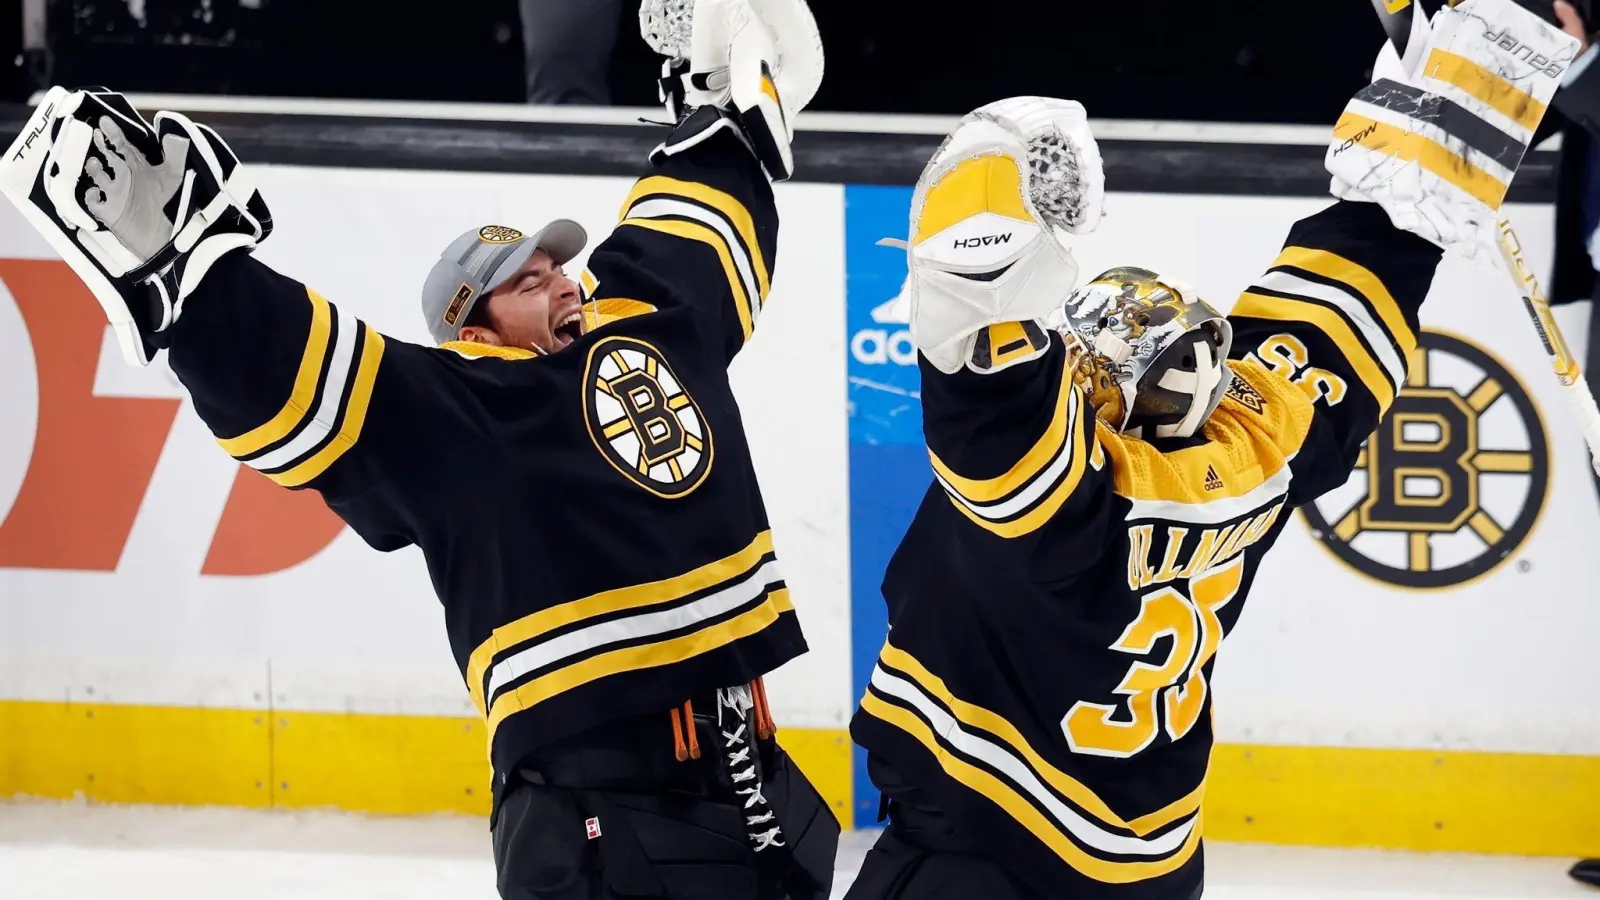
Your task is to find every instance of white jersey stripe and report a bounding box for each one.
[626,197,764,322]
[243,307,361,472]
[485,559,784,701]
[870,665,1197,857]
[933,389,1081,520]
[1256,269,1409,393]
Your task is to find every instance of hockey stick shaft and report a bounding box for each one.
[1371,0,1417,56]
[1493,222,1600,474]
[1369,0,1600,475]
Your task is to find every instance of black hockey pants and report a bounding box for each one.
[843,817,1041,900]
[490,710,838,900]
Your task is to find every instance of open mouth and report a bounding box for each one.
[552,308,585,349]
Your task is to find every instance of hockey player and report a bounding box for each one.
[0,0,839,897]
[844,2,1578,898]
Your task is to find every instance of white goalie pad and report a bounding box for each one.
[902,97,1106,374]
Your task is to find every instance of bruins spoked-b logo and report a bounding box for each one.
[583,336,713,498]
[1302,330,1549,589]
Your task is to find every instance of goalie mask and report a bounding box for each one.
[1055,268,1234,440]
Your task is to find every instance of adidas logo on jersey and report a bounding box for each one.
[1204,465,1225,492]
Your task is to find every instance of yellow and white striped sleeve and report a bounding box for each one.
[165,253,398,494]
[921,332,1111,541]
[592,134,778,362]
[1228,199,1444,504]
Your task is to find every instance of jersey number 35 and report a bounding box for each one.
[1061,554,1247,758]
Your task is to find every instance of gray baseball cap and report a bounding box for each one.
[420,220,589,345]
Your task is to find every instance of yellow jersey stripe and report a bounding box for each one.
[942,382,1091,538]
[1232,291,1398,413]
[622,176,771,300]
[928,354,1074,504]
[879,643,1202,835]
[1332,112,1508,209]
[466,531,776,715]
[859,692,1203,884]
[269,328,386,488]
[485,588,794,741]
[581,297,658,331]
[1128,780,1209,835]
[619,217,755,341]
[1271,247,1417,358]
[440,341,539,361]
[1423,48,1547,132]
[216,289,333,458]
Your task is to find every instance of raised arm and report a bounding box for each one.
[920,331,1118,559]
[160,253,462,522]
[575,0,823,364]
[0,89,470,548]
[583,126,778,364]
[1237,0,1579,507]
[898,98,1123,575]
[1228,200,1442,507]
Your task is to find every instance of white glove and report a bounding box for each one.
[76,117,192,263]
[903,97,1105,375]
[641,0,824,181]
[0,87,272,366]
[1327,0,1580,264]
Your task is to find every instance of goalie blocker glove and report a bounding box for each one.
[1325,0,1579,263]
[642,0,824,182]
[0,87,272,366]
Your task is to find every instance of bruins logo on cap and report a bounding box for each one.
[583,336,712,498]
[1301,330,1549,589]
[478,225,524,244]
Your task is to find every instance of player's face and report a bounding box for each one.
[476,250,586,354]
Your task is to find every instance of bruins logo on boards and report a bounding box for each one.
[1301,330,1549,589]
[582,336,712,498]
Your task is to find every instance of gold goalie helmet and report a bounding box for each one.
[1052,268,1234,440]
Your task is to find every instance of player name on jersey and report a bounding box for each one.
[1126,502,1286,590]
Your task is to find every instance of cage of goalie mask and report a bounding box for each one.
[1055,267,1234,439]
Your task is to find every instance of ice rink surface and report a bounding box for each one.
[0,801,1592,900]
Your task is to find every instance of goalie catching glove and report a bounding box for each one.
[1326,0,1579,263]
[0,87,272,366]
[898,97,1105,375]
[641,0,824,181]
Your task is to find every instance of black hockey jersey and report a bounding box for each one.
[850,200,1444,898]
[162,131,807,788]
